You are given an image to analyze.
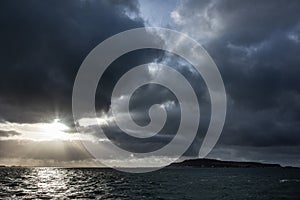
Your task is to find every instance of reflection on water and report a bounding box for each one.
[35,168,68,198]
[0,167,300,199]
[0,168,69,198]
[0,167,115,199]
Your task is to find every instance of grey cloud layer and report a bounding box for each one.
[0,0,300,165]
[0,130,21,137]
[171,0,300,151]
[0,0,143,123]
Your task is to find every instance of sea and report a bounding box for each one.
[0,167,299,199]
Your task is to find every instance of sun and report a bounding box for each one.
[50,119,69,132]
[42,118,70,140]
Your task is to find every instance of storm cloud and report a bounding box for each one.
[0,0,144,123]
[0,0,300,166]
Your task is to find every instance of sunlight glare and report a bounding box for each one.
[42,118,70,140]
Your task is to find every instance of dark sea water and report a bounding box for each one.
[0,167,299,199]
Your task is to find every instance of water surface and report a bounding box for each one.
[0,167,299,199]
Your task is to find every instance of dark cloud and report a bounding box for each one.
[0,130,20,137]
[165,0,300,163]
[0,0,144,123]
[1,0,300,166]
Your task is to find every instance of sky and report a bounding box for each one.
[0,0,300,167]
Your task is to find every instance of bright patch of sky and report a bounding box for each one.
[138,0,179,27]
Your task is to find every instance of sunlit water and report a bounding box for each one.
[0,167,299,199]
